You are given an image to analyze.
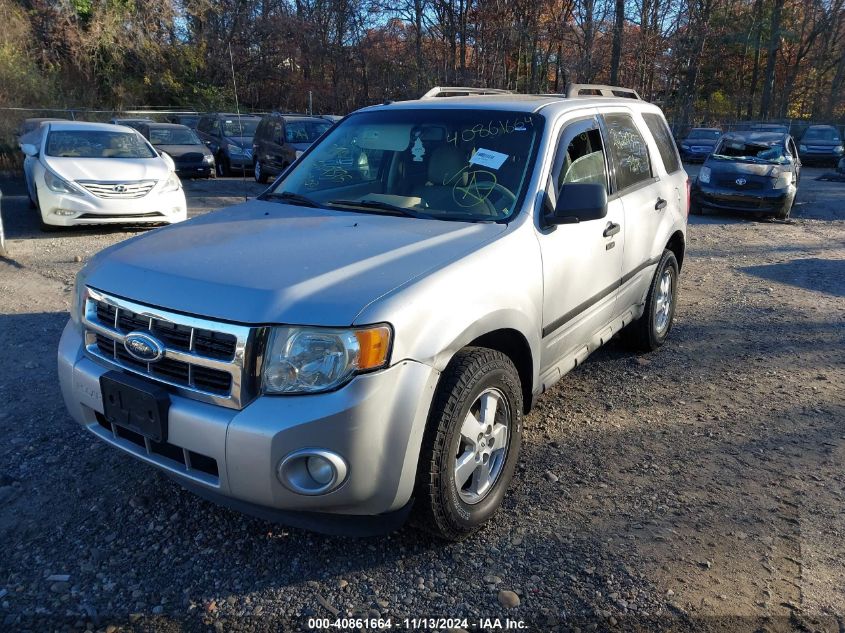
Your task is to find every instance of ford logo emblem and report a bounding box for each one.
[735,178,747,186]
[124,331,165,363]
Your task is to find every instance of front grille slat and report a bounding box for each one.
[79,180,157,199]
[82,289,252,409]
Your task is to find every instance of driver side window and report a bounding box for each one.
[553,121,609,197]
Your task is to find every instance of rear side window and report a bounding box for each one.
[643,113,681,174]
[604,113,653,191]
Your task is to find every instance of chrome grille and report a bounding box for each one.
[78,180,157,199]
[82,287,260,409]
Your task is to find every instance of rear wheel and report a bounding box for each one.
[622,249,679,351]
[413,347,523,541]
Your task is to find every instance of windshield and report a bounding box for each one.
[222,118,260,137]
[285,120,332,144]
[266,108,543,222]
[688,129,720,140]
[149,127,202,145]
[803,127,840,142]
[712,138,787,164]
[45,130,157,159]
[177,116,199,128]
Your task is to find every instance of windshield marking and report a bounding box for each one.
[447,116,534,146]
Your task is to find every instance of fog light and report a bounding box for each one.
[277,449,348,495]
[54,209,76,216]
[306,456,334,485]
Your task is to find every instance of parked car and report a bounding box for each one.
[20,121,186,231]
[252,113,333,183]
[17,117,67,144]
[691,131,800,219]
[798,125,844,167]
[749,123,789,134]
[137,122,215,178]
[166,114,201,130]
[59,86,688,539]
[679,127,721,162]
[195,113,261,176]
[109,117,155,131]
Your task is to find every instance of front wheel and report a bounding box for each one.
[254,160,268,184]
[216,154,231,177]
[413,347,523,541]
[622,249,679,351]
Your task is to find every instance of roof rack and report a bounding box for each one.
[564,84,641,100]
[421,86,514,99]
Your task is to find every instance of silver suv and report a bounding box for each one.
[59,85,688,540]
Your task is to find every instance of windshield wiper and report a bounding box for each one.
[260,191,322,207]
[327,199,436,219]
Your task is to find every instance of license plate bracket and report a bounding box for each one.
[100,371,170,442]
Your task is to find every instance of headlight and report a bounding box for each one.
[160,172,181,193]
[71,271,89,328]
[773,169,792,189]
[698,166,711,184]
[681,144,690,150]
[799,144,807,152]
[834,145,844,154]
[227,144,245,155]
[262,325,392,394]
[202,154,214,164]
[44,169,82,195]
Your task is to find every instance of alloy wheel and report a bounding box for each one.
[453,387,511,505]
[654,268,674,335]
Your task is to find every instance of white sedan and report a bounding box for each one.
[20,121,187,231]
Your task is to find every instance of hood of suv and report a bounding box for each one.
[45,156,169,183]
[223,136,252,148]
[84,201,506,325]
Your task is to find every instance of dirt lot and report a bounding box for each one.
[0,169,843,632]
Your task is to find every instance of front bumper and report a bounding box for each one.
[227,153,253,169]
[58,322,439,523]
[175,162,213,178]
[680,149,712,162]
[692,182,794,214]
[38,185,187,226]
[798,150,842,165]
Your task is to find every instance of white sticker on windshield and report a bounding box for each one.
[469,148,508,170]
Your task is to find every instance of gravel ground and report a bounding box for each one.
[0,169,843,633]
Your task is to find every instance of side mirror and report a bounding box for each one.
[20,143,38,157]
[547,183,608,225]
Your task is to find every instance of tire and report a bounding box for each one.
[32,188,63,233]
[254,160,268,184]
[216,154,231,177]
[623,249,679,352]
[413,347,523,541]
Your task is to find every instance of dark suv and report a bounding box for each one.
[252,113,332,183]
[798,125,844,166]
[196,113,262,176]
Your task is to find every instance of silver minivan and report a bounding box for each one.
[59,85,688,540]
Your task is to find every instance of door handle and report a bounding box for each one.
[655,197,668,211]
[603,222,621,238]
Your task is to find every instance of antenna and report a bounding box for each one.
[228,43,249,203]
